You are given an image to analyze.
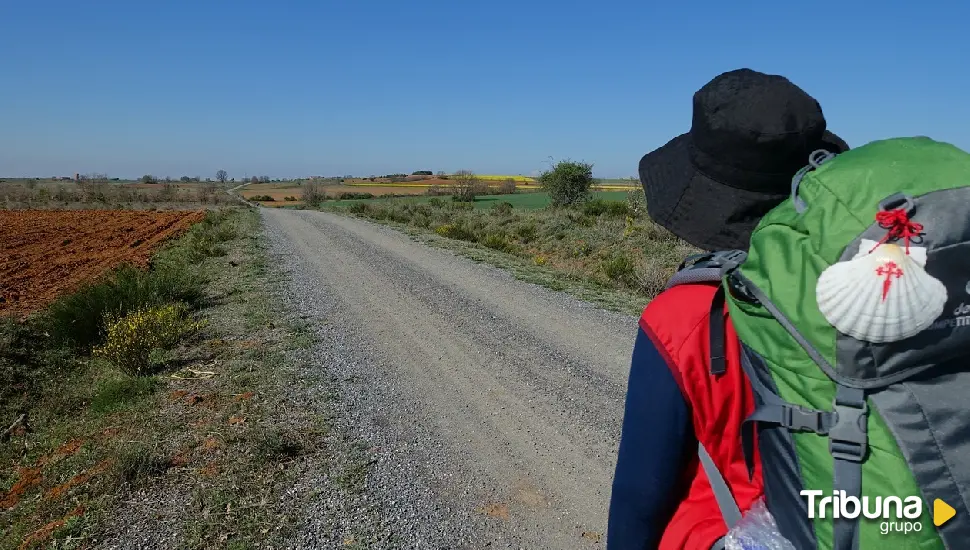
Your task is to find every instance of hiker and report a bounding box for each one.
[607,68,850,550]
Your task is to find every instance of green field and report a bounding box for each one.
[323,190,631,210]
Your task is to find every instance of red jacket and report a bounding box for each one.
[639,283,764,549]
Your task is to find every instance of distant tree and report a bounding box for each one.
[250,176,259,184]
[141,174,158,184]
[164,176,172,183]
[216,169,228,183]
[412,170,433,176]
[302,180,325,207]
[436,170,446,177]
[538,159,594,206]
[259,175,270,183]
[499,178,517,194]
[180,176,191,182]
[450,170,486,202]
[230,177,235,182]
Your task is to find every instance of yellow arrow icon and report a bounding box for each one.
[934,499,956,527]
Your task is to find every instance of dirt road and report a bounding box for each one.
[262,208,638,549]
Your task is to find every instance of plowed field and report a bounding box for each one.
[0,210,205,314]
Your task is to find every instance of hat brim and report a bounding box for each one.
[638,130,849,251]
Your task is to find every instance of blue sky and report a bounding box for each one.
[2,1,967,179]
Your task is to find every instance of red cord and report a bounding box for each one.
[868,209,924,254]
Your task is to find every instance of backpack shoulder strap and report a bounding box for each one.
[666,250,747,375]
[665,249,748,289]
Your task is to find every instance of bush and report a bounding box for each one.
[482,233,516,253]
[515,223,538,243]
[302,180,325,207]
[337,192,374,200]
[347,202,371,214]
[539,160,594,206]
[582,199,630,218]
[250,195,275,202]
[284,196,297,201]
[93,303,207,375]
[491,201,514,215]
[450,170,486,202]
[434,223,478,242]
[627,187,646,218]
[45,264,204,351]
[499,178,517,194]
[602,253,637,286]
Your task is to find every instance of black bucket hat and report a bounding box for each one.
[638,68,849,251]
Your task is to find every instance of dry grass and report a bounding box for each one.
[329,193,699,310]
[0,180,235,210]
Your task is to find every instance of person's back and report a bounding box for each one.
[608,68,849,549]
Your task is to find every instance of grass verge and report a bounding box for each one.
[319,192,699,315]
[1,207,373,549]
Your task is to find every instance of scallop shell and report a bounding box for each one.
[816,240,948,343]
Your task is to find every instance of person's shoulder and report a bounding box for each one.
[639,283,720,346]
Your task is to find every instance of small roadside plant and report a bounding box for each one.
[538,160,594,207]
[94,303,207,375]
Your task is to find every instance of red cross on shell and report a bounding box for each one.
[875,261,904,301]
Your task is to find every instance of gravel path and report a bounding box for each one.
[263,208,638,549]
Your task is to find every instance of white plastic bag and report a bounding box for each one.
[724,498,797,550]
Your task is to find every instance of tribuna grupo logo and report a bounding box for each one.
[801,490,924,535]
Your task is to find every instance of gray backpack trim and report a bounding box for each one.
[698,442,742,528]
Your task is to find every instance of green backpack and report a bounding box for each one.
[678,137,970,550]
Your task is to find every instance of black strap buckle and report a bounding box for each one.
[829,400,869,462]
[784,405,831,435]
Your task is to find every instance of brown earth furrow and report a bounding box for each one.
[0,209,205,314]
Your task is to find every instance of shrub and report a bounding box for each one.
[347,202,371,214]
[302,180,325,206]
[627,187,646,218]
[538,160,594,206]
[427,197,445,208]
[450,170,486,202]
[499,178,517,194]
[582,199,629,218]
[45,264,204,351]
[93,303,207,375]
[250,195,275,201]
[482,233,516,253]
[284,196,297,201]
[491,201,514,215]
[602,253,637,286]
[515,223,538,243]
[337,192,374,200]
[434,223,478,242]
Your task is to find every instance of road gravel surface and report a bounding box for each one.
[262,208,640,549]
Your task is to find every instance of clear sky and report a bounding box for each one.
[2,1,967,180]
